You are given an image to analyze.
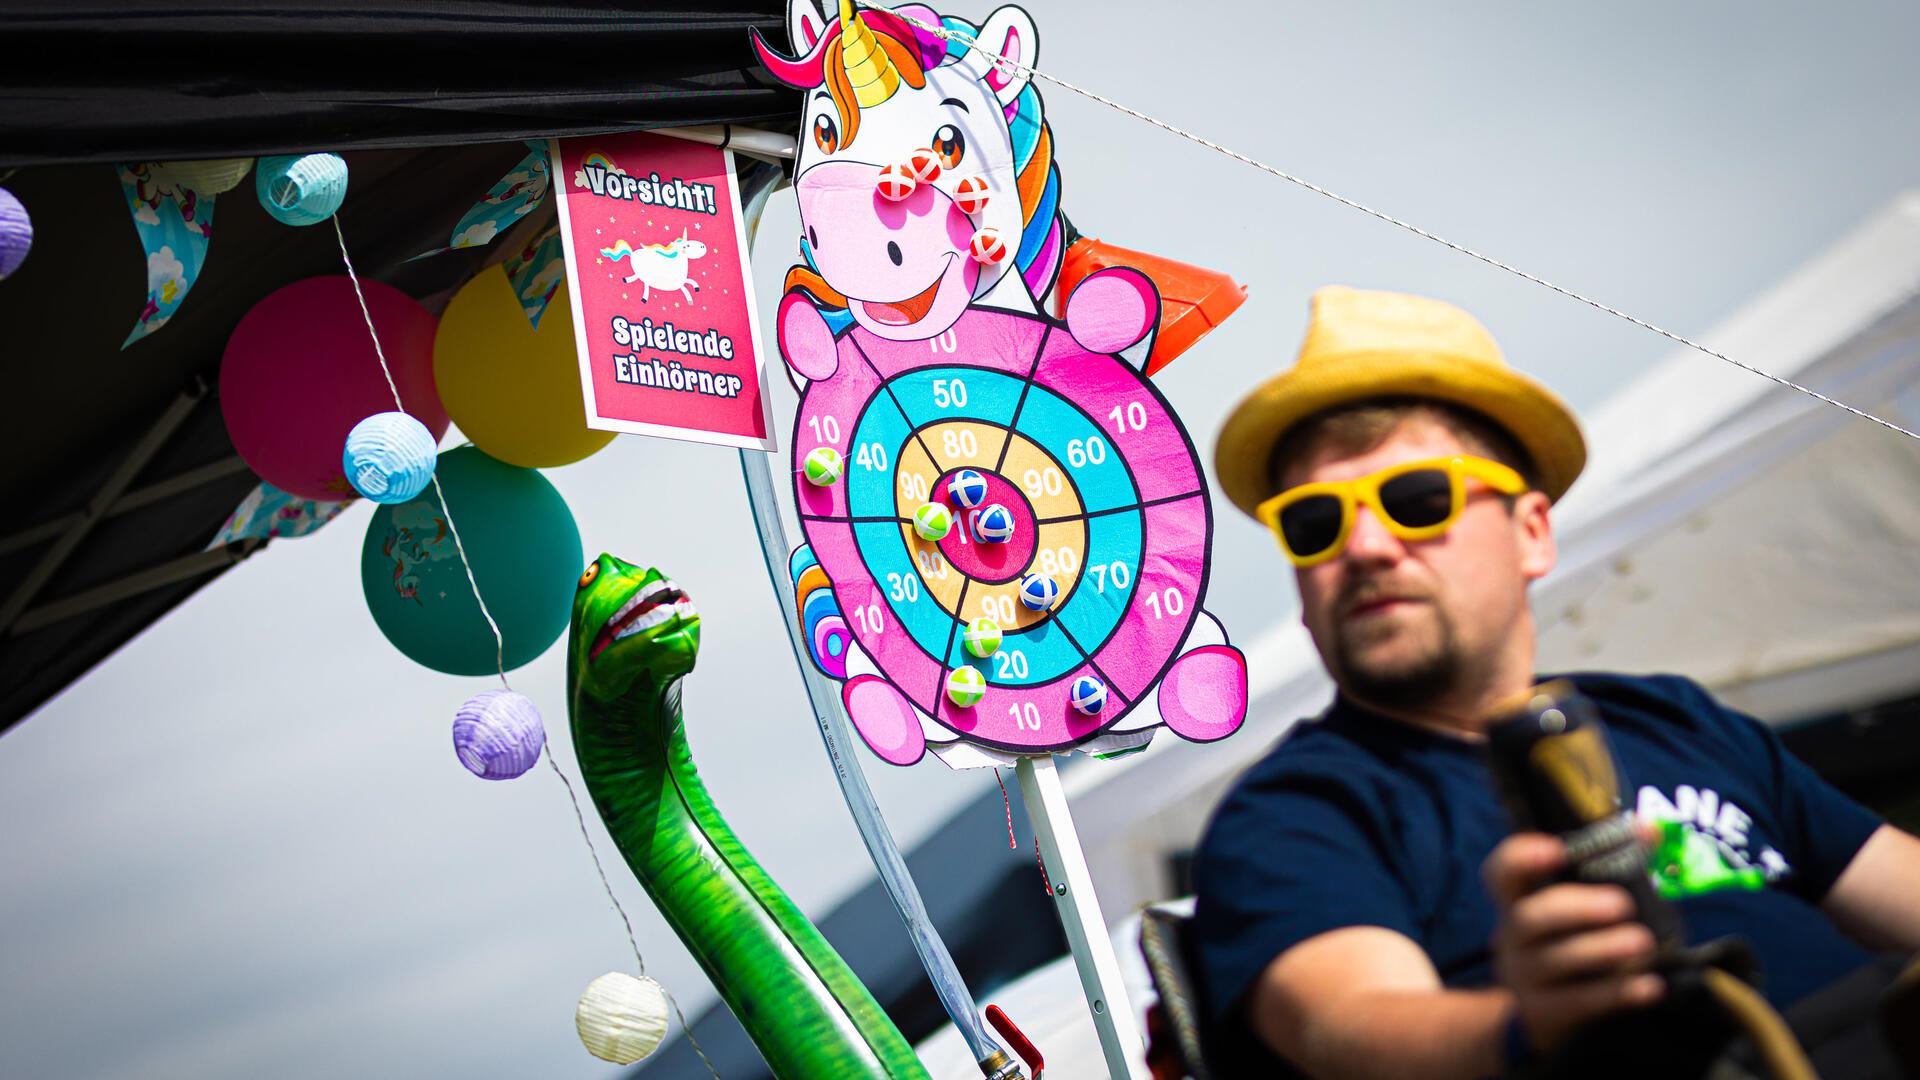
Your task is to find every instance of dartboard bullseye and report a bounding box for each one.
[783,284,1246,764]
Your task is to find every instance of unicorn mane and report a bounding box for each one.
[761,4,1065,319]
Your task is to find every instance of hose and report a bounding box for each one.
[1700,966,1819,1080]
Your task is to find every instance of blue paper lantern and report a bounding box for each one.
[0,187,31,280]
[258,153,349,226]
[360,446,582,675]
[452,689,546,779]
[343,410,438,504]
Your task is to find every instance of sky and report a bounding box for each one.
[3,2,1918,1078]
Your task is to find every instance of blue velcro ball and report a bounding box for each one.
[971,503,1016,543]
[1070,675,1107,716]
[1018,572,1059,611]
[258,153,349,226]
[947,468,989,509]
[344,410,438,503]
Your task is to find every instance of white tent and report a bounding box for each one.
[922,191,1920,1077]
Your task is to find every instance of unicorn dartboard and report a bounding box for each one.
[761,0,1247,768]
[782,293,1248,767]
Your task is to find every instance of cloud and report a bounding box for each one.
[133,202,162,227]
[520,260,565,299]
[573,159,630,190]
[147,246,184,285]
[449,220,499,249]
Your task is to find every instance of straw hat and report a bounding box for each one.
[1214,286,1586,517]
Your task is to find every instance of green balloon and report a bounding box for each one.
[360,446,582,675]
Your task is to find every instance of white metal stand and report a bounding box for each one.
[1015,754,1149,1080]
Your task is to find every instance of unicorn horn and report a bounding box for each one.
[838,0,903,108]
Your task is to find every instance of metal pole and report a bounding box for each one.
[1016,754,1150,1080]
[739,449,1012,1076]
[0,386,204,633]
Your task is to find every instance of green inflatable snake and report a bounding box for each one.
[567,553,930,1079]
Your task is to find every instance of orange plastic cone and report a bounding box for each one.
[1054,237,1248,376]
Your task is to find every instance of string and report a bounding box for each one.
[667,990,724,1080]
[993,768,1016,849]
[332,216,717,1078]
[545,754,647,974]
[330,216,509,686]
[855,0,1920,445]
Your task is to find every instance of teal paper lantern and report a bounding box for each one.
[258,153,349,226]
[360,446,581,675]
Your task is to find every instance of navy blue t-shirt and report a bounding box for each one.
[1191,672,1885,1073]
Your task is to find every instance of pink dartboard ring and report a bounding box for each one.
[790,307,1215,754]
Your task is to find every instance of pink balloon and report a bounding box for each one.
[221,277,446,500]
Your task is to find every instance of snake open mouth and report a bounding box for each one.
[861,259,950,326]
[592,579,696,660]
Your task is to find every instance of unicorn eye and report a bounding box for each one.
[931,124,965,169]
[812,114,840,155]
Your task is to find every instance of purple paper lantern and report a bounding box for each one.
[0,187,32,281]
[452,690,546,780]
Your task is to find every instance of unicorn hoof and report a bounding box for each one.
[778,291,839,381]
[842,675,927,766]
[1064,266,1158,354]
[1159,645,1248,743]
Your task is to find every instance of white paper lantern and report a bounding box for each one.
[159,158,254,195]
[576,972,670,1065]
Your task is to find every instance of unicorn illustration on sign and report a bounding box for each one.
[599,230,708,302]
[758,0,1249,770]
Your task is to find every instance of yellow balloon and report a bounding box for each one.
[433,267,614,468]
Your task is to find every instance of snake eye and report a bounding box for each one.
[578,563,599,589]
[812,113,840,155]
[931,124,965,169]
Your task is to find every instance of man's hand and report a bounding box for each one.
[1485,831,1665,1054]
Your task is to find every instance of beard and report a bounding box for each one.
[1327,588,1464,711]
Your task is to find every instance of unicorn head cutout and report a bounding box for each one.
[754,1,1063,342]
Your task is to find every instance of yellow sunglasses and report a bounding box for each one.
[1255,455,1528,568]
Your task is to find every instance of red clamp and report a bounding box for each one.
[986,1004,1044,1080]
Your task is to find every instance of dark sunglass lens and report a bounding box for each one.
[1279,495,1344,557]
[1379,469,1454,528]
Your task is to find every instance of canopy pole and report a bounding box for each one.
[657,124,796,163]
[1016,753,1149,1080]
[0,384,203,634]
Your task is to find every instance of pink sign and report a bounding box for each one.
[550,131,775,450]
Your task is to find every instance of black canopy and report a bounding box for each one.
[0,2,796,732]
[1,2,794,166]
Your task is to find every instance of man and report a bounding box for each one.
[1192,286,1920,1078]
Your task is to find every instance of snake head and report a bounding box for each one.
[570,554,701,700]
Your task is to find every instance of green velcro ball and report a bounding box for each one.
[945,665,987,707]
[803,446,844,486]
[963,617,1003,658]
[913,502,953,542]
